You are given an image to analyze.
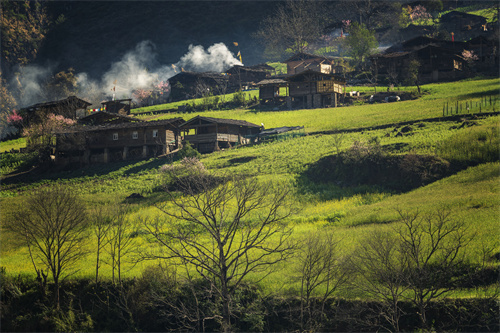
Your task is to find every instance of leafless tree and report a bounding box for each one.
[255,0,329,57]
[351,230,410,332]
[294,230,351,331]
[90,205,113,284]
[141,173,294,332]
[396,208,474,330]
[106,207,136,285]
[9,186,88,308]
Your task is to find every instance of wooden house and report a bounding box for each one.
[283,53,335,75]
[225,65,273,89]
[54,118,184,165]
[78,111,141,126]
[285,70,345,109]
[180,116,261,153]
[372,44,466,83]
[440,11,487,33]
[21,96,91,125]
[256,78,288,105]
[101,99,132,115]
[169,71,231,101]
[465,36,499,72]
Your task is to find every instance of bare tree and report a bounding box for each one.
[255,0,329,57]
[9,186,88,308]
[351,230,410,332]
[141,173,294,332]
[295,230,351,331]
[106,207,136,285]
[90,206,113,284]
[396,208,474,330]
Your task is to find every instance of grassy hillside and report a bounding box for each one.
[1,77,498,298]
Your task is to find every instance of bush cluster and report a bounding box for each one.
[1,266,497,332]
[305,139,451,192]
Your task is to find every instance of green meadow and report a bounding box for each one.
[1,77,499,297]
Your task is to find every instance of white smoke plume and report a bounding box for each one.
[13,64,54,107]
[176,43,243,72]
[11,41,242,107]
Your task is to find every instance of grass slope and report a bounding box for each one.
[0,78,498,297]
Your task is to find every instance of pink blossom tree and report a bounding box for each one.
[23,113,76,154]
[7,109,23,124]
[409,5,431,24]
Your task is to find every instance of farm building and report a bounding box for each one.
[101,99,132,115]
[169,71,231,101]
[285,70,346,109]
[283,53,336,75]
[20,96,91,125]
[439,11,488,40]
[466,36,499,72]
[180,116,261,153]
[371,44,467,83]
[385,36,467,54]
[54,118,183,165]
[256,78,288,105]
[78,111,141,126]
[225,64,274,89]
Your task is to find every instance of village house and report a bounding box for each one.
[285,70,346,109]
[372,36,471,83]
[20,96,91,125]
[101,98,132,115]
[180,116,261,153]
[372,44,467,83]
[439,11,488,41]
[224,64,274,89]
[78,110,141,126]
[169,71,231,101]
[283,53,337,75]
[54,117,183,165]
[256,78,288,105]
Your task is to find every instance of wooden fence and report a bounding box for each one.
[442,95,499,117]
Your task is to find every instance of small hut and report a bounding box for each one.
[101,99,132,115]
[256,78,288,105]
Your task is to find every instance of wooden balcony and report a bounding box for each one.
[184,133,240,144]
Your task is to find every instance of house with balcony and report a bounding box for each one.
[180,116,261,153]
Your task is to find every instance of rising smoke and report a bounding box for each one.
[10,41,242,108]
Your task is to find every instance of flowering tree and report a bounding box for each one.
[7,109,23,124]
[462,50,479,75]
[23,113,75,154]
[409,5,431,24]
[132,88,151,106]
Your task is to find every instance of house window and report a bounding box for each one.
[113,133,118,140]
[153,129,158,138]
[132,131,138,139]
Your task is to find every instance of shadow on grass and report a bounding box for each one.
[458,89,500,100]
[0,155,178,190]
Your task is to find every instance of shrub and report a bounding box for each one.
[177,141,201,159]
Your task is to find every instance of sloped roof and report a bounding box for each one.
[283,53,334,63]
[57,117,184,134]
[285,69,346,83]
[180,116,261,129]
[440,11,487,23]
[23,96,92,112]
[79,111,141,125]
